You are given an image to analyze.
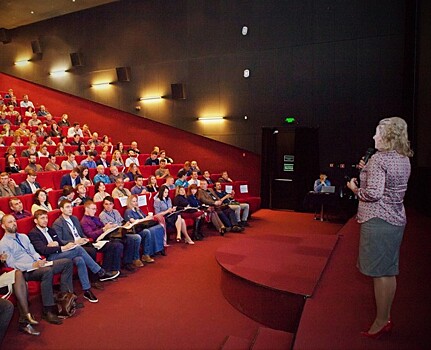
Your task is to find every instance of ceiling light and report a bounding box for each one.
[91,82,111,87]
[197,116,225,121]
[15,59,30,66]
[50,70,67,77]
[139,96,163,101]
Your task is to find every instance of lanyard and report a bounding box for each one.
[14,234,37,262]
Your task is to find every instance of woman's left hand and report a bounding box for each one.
[347,178,358,193]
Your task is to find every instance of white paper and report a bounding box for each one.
[93,240,109,250]
[118,197,128,207]
[225,185,233,193]
[240,184,248,193]
[138,195,147,206]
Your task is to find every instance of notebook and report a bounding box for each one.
[321,186,335,193]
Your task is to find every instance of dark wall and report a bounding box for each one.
[0,0,411,176]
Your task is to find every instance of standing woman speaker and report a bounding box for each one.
[347,117,413,339]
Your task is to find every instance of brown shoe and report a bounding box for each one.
[141,255,155,263]
[133,259,144,267]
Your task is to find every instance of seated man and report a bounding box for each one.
[70,134,82,147]
[44,154,60,171]
[313,173,331,193]
[99,197,143,268]
[24,154,43,173]
[96,151,110,168]
[0,172,22,197]
[37,105,52,118]
[214,182,250,227]
[218,171,233,183]
[131,175,147,195]
[112,178,131,198]
[202,170,214,185]
[80,151,97,169]
[144,151,159,166]
[75,184,93,205]
[79,201,125,275]
[0,214,73,325]
[19,170,41,194]
[164,175,176,190]
[53,200,122,279]
[60,167,81,188]
[21,143,37,158]
[28,210,118,303]
[61,153,79,170]
[109,165,129,183]
[187,171,201,187]
[155,159,170,179]
[125,149,140,167]
[174,171,188,188]
[177,161,192,177]
[93,165,111,184]
[130,141,140,154]
[189,161,201,175]
[57,114,70,127]
[197,181,243,233]
[9,197,32,220]
[67,123,83,138]
[87,132,100,146]
[14,123,31,137]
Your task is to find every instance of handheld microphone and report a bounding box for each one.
[362,148,376,165]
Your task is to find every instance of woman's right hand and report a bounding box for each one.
[357,159,366,169]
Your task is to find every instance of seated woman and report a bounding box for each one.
[49,123,62,137]
[125,163,141,181]
[5,154,21,173]
[93,181,111,202]
[42,135,56,147]
[1,123,13,137]
[37,145,50,158]
[115,142,126,154]
[24,106,37,118]
[78,166,93,187]
[59,136,70,146]
[0,136,5,147]
[4,146,17,159]
[146,175,159,193]
[173,186,205,241]
[35,124,48,138]
[76,143,87,156]
[27,133,38,147]
[0,265,40,336]
[11,135,24,147]
[57,185,82,207]
[54,143,66,156]
[124,195,166,260]
[187,184,226,236]
[153,185,194,244]
[13,113,23,126]
[111,150,124,167]
[100,135,112,148]
[31,189,53,214]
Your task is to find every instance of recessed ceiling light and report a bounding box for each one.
[30,11,34,14]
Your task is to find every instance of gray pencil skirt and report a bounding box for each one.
[358,217,405,277]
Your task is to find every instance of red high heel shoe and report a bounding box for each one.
[361,320,393,339]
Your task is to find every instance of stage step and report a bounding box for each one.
[251,327,294,350]
[220,335,251,350]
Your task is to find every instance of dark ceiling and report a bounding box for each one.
[0,0,118,29]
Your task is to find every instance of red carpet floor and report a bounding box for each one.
[2,210,343,350]
[294,209,431,350]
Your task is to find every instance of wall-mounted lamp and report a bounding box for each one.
[197,116,225,121]
[242,26,248,35]
[139,96,163,101]
[91,82,112,88]
[50,69,68,77]
[15,59,30,66]
[243,69,250,78]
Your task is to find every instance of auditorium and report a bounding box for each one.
[0,1,430,349]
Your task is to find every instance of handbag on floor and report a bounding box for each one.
[55,291,77,318]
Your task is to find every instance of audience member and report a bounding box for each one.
[9,197,32,220]
[131,175,147,195]
[93,165,111,184]
[61,153,78,170]
[78,166,93,187]
[112,178,131,198]
[146,175,159,193]
[45,154,60,171]
[202,170,214,185]
[21,143,37,158]
[60,167,81,189]
[0,172,22,197]
[28,114,41,127]
[19,94,34,109]
[190,161,201,175]
[36,105,51,117]
[57,186,82,207]
[174,170,189,188]
[93,181,111,202]
[111,150,124,167]
[57,114,70,127]
[31,189,53,214]
[144,151,159,166]
[5,155,21,174]
[214,182,250,227]
[81,124,91,138]
[75,184,93,205]
[109,166,129,183]
[313,173,331,193]
[68,123,83,138]
[155,159,170,179]
[50,123,62,137]
[125,163,141,181]
[158,150,173,164]
[218,171,233,183]
[178,161,192,177]
[80,151,97,169]
[153,185,194,244]
[187,171,201,186]
[19,170,41,194]
[125,149,140,167]
[13,123,31,137]
[96,150,110,168]
[55,143,67,157]
[0,214,73,325]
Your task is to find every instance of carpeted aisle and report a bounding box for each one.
[2,209,343,350]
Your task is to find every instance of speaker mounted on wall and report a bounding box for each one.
[31,40,42,54]
[70,52,83,67]
[116,67,132,82]
[0,28,11,44]
[171,83,186,100]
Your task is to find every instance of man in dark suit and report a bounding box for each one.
[19,170,41,194]
[52,200,122,277]
[59,168,81,189]
[29,210,118,303]
[96,150,110,168]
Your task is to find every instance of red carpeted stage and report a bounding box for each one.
[216,234,339,332]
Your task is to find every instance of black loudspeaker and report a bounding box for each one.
[171,83,186,99]
[70,52,83,67]
[0,28,11,43]
[116,67,131,82]
[31,40,42,54]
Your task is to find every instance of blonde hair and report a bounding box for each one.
[377,117,413,157]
